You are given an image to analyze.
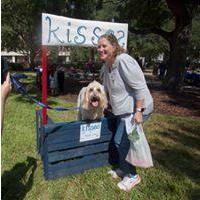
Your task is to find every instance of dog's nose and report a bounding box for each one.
[91,95,100,101]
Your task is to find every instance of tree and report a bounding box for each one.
[163,0,198,89]
[127,33,169,65]
[65,0,97,19]
[93,1,169,66]
[65,0,102,62]
[1,0,44,68]
[102,0,198,90]
[2,0,101,67]
[188,12,200,64]
[1,0,66,69]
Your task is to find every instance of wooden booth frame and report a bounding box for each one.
[37,46,117,180]
[37,13,129,180]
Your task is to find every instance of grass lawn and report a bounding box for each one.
[2,72,200,200]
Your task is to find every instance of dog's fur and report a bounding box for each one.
[77,80,108,120]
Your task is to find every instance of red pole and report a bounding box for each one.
[42,46,48,124]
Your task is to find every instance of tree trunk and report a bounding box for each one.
[164,0,194,91]
[164,23,192,90]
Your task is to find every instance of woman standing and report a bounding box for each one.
[97,34,153,192]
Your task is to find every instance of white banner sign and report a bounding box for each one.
[42,13,128,49]
[80,122,102,142]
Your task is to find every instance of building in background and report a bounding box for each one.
[1,50,29,63]
[2,47,71,67]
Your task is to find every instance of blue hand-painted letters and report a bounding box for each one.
[81,123,101,132]
[44,15,126,47]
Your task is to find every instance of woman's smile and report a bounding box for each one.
[97,38,115,62]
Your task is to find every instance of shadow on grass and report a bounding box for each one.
[151,119,200,199]
[160,128,199,151]
[2,157,37,200]
[153,144,200,199]
[153,143,199,183]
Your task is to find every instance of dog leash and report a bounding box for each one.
[10,73,79,111]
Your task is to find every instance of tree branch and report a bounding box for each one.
[129,26,171,42]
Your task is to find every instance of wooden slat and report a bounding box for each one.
[43,136,49,177]
[44,118,110,135]
[45,153,109,179]
[44,121,80,134]
[48,142,109,163]
[46,134,112,152]
[45,121,112,141]
[46,125,112,145]
[48,152,108,171]
[45,154,109,180]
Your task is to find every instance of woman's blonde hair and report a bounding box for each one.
[99,34,126,57]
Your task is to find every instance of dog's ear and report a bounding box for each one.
[100,88,108,109]
[82,87,89,109]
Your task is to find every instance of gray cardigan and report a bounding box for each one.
[102,53,153,116]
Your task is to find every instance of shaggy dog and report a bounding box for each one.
[77,80,108,120]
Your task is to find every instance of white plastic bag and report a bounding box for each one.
[125,123,153,168]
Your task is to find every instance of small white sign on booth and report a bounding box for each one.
[42,13,128,49]
[80,122,102,142]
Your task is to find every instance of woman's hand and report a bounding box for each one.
[1,73,12,101]
[133,111,143,124]
[1,73,12,132]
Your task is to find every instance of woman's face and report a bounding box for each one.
[97,38,115,62]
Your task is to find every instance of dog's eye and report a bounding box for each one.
[97,88,101,93]
[89,88,93,92]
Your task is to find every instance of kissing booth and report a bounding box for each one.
[36,13,128,180]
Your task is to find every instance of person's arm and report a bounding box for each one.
[118,54,147,123]
[134,99,144,123]
[118,54,147,98]
[1,73,12,133]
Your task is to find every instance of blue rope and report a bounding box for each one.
[10,73,79,111]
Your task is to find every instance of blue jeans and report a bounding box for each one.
[113,114,150,175]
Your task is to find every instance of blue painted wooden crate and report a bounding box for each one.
[36,110,116,180]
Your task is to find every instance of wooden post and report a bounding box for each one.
[42,46,48,124]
